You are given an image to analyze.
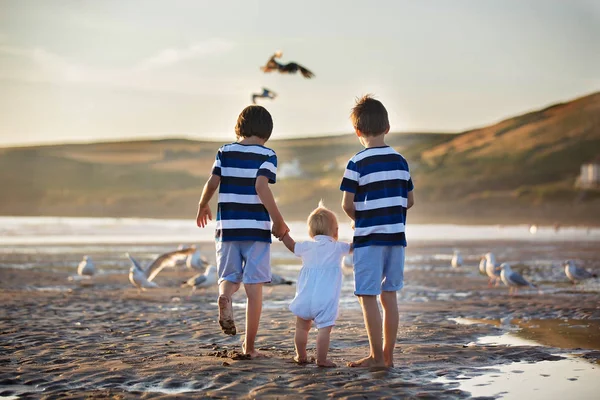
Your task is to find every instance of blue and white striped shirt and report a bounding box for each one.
[340,146,413,248]
[212,143,277,243]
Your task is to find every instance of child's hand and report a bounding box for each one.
[272,220,290,240]
[196,204,212,228]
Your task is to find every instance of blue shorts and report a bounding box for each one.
[353,245,405,296]
[216,241,271,285]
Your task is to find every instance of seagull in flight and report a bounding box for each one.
[185,246,209,272]
[564,260,597,285]
[252,88,277,104]
[500,263,537,295]
[125,247,195,293]
[260,51,315,78]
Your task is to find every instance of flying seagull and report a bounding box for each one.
[564,260,597,285]
[125,248,195,292]
[500,263,537,295]
[181,265,218,295]
[252,88,277,104]
[260,51,315,78]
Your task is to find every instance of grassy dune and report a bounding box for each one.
[1,92,599,225]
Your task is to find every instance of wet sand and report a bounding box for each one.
[1,240,599,399]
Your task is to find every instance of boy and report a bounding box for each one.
[196,105,288,358]
[340,95,415,368]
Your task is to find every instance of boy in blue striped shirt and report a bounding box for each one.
[196,105,288,358]
[340,95,415,368]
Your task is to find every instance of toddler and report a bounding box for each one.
[280,202,352,367]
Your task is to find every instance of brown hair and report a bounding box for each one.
[307,201,338,238]
[235,105,273,140]
[350,94,389,136]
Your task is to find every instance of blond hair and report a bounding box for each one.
[307,201,338,238]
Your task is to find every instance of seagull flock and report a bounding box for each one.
[71,245,294,294]
[252,50,314,104]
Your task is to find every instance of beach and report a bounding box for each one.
[1,220,600,399]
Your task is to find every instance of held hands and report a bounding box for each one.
[196,203,212,228]
[272,220,290,241]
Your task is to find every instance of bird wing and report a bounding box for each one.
[126,253,144,271]
[573,266,594,280]
[509,271,533,287]
[146,248,195,281]
[297,65,314,78]
[192,274,207,287]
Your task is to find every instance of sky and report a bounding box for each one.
[0,0,599,146]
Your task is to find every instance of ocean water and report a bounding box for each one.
[1,216,598,245]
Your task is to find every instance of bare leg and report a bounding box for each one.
[348,295,385,368]
[294,317,312,364]
[316,326,336,367]
[218,280,240,335]
[242,283,266,358]
[380,291,399,367]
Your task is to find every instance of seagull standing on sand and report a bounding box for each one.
[260,51,315,78]
[78,256,95,276]
[451,250,463,268]
[268,274,294,285]
[181,265,218,295]
[125,248,195,293]
[485,252,501,287]
[564,260,597,285]
[478,256,487,276]
[500,263,537,295]
[252,88,277,104]
[186,247,209,271]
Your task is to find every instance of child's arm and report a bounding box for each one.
[341,191,356,221]
[196,174,220,228]
[255,176,289,239]
[407,191,415,209]
[280,231,296,253]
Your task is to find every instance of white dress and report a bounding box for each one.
[289,235,351,328]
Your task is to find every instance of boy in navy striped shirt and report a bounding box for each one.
[340,95,415,368]
[196,105,288,358]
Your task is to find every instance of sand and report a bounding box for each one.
[1,240,599,399]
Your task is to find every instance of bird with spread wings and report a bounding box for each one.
[252,88,277,104]
[125,247,195,292]
[260,51,314,79]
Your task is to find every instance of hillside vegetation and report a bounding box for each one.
[1,92,599,225]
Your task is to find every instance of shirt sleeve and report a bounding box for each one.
[407,177,414,192]
[257,153,277,184]
[340,159,359,193]
[211,148,222,177]
[337,242,352,256]
[293,241,309,257]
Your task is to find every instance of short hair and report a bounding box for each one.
[307,201,338,238]
[235,105,273,140]
[350,94,389,136]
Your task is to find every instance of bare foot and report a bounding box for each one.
[347,356,385,368]
[293,355,309,365]
[218,295,236,335]
[317,359,337,368]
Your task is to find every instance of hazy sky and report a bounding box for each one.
[0,0,598,146]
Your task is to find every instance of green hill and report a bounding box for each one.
[1,92,599,225]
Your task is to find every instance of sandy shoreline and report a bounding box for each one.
[1,241,600,399]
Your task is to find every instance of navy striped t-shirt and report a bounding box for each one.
[211,143,277,243]
[340,146,413,248]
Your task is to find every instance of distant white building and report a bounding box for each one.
[578,163,600,188]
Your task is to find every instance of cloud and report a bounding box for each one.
[0,39,242,95]
[136,38,235,71]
